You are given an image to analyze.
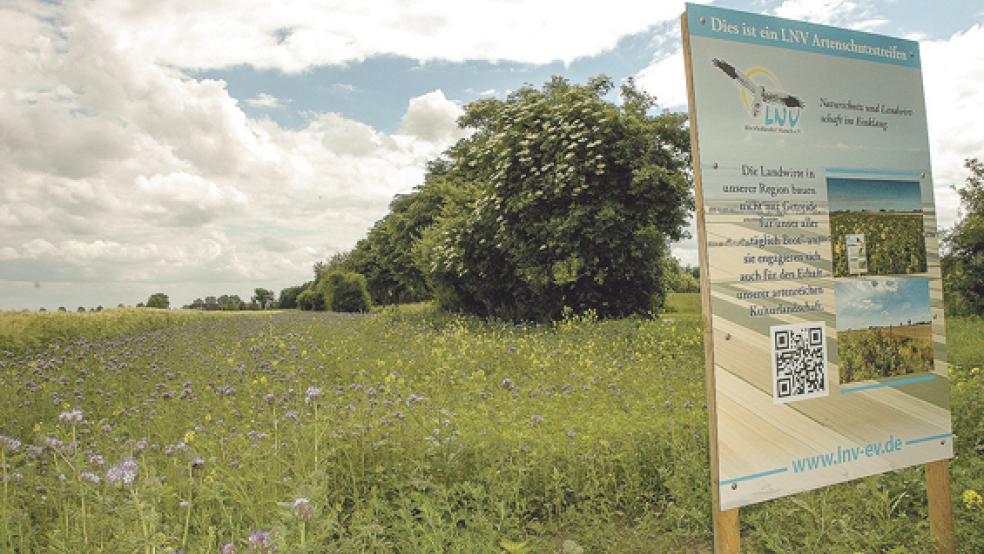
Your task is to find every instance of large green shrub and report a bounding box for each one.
[416,76,692,320]
[296,289,324,311]
[323,271,371,313]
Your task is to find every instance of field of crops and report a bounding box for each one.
[1,302,982,552]
[837,324,934,383]
[830,211,927,277]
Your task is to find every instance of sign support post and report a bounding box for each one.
[926,460,955,554]
[680,12,740,554]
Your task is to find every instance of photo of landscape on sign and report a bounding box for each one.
[835,278,934,383]
[829,177,928,278]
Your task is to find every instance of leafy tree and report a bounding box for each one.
[418,75,692,320]
[145,293,170,309]
[322,271,371,312]
[277,286,305,309]
[77,306,86,312]
[58,306,67,312]
[219,294,243,311]
[314,251,356,282]
[943,158,984,314]
[351,171,475,305]
[188,298,206,310]
[297,289,325,311]
[252,288,274,310]
[663,257,700,294]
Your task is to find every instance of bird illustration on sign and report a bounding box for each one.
[712,58,806,117]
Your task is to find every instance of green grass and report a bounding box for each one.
[663,292,701,318]
[0,308,261,356]
[0,305,980,552]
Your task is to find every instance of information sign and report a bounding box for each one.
[681,3,953,513]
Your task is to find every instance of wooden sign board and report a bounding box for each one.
[680,3,955,551]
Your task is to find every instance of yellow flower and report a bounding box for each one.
[184,430,196,444]
[32,422,42,433]
[963,489,983,509]
[972,367,980,375]
[260,375,268,384]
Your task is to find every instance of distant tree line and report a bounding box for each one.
[279,75,696,321]
[277,256,371,314]
[178,288,277,311]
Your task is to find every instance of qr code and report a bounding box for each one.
[770,322,829,404]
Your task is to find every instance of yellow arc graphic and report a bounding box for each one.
[739,68,782,110]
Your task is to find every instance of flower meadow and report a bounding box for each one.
[0,302,982,552]
[829,211,928,278]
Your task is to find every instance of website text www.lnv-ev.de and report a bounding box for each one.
[792,435,904,473]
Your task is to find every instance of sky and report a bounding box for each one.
[827,178,922,212]
[835,278,932,331]
[1,0,982,310]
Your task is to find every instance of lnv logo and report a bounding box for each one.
[712,58,805,129]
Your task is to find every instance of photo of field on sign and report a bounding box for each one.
[835,279,933,383]
[828,178,927,277]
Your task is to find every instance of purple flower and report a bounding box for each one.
[220,543,236,554]
[79,471,101,485]
[0,435,21,453]
[530,415,545,426]
[248,529,274,552]
[88,453,105,467]
[304,387,322,404]
[106,458,138,486]
[291,497,313,520]
[191,457,205,470]
[179,500,190,509]
[58,409,84,425]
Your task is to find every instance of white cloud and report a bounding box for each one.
[0,4,470,309]
[79,1,692,71]
[922,24,984,228]
[772,0,870,26]
[635,48,687,109]
[246,92,286,109]
[398,90,468,144]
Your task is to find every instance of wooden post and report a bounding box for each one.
[715,508,741,554]
[680,12,741,554]
[926,460,956,554]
